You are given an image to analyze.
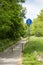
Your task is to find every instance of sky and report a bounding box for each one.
[21,0,43,22]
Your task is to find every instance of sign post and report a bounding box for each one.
[26,19,32,42]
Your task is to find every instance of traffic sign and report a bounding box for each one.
[26,18,32,25]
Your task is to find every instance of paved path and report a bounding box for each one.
[0,38,26,65]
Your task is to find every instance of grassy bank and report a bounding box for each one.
[23,36,43,65]
[0,37,21,52]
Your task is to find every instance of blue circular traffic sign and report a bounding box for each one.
[26,19,32,25]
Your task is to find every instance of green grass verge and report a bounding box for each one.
[0,38,21,52]
[22,36,43,65]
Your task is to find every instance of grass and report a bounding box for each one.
[0,38,21,52]
[22,36,43,65]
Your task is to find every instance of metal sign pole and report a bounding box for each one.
[26,18,32,43]
[27,24,30,42]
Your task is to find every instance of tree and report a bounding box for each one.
[0,0,26,39]
[30,9,43,36]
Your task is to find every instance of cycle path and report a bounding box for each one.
[0,38,26,65]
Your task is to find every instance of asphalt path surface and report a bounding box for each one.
[0,38,26,65]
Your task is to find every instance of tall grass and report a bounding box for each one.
[23,36,43,65]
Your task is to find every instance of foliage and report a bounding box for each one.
[17,0,25,2]
[23,36,43,65]
[0,0,27,51]
[0,37,21,52]
[30,9,43,36]
[0,0,26,39]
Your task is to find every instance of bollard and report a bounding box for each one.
[11,47,13,53]
[22,43,24,52]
